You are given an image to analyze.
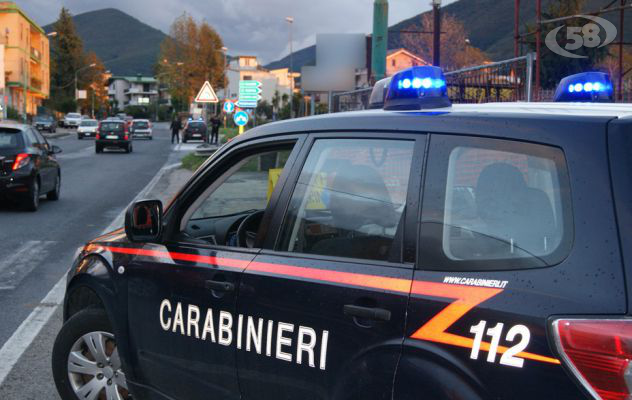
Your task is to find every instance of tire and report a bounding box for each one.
[95,145,102,154]
[52,309,130,400]
[24,178,39,212]
[124,145,130,154]
[78,135,83,140]
[47,172,61,201]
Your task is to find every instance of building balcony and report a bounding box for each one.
[30,77,42,91]
[124,87,158,95]
[30,47,41,63]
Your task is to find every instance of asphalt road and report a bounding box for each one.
[0,122,189,399]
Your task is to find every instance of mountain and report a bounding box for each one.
[44,8,167,76]
[266,0,632,70]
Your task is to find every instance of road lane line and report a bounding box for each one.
[0,158,178,387]
[0,241,57,290]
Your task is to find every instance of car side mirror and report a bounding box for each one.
[125,200,163,242]
[50,145,62,154]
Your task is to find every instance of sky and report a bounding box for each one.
[21,0,458,64]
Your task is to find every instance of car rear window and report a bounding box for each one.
[81,120,98,126]
[133,121,149,129]
[0,130,24,149]
[420,135,573,271]
[67,113,81,118]
[100,122,124,131]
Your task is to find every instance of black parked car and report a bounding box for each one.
[0,122,61,211]
[33,115,56,133]
[95,120,133,153]
[182,120,207,143]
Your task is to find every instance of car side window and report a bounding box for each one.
[420,135,573,270]
[278,138,415,262]
[180,147,294,247]
[23,128,38,146]
[32,128,49,150]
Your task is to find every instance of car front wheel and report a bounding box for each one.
[52,309,130,400]
[47,173,61,201]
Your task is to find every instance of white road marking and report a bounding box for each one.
[0,158,178,387]
[0,241,57,290]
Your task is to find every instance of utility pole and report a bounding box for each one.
[286,16,294,118]
[432,0,442,67]
[371,0,388,83]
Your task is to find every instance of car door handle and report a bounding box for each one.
[205,280,235,293]
[343,304,391,322]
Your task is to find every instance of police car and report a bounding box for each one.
[52,67,632,400]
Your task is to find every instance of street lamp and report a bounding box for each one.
[74,63,96,112]
[431,0,442,67]
[285,16,294,118]
[46,31,57,37]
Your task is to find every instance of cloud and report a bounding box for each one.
[21,0,456,64]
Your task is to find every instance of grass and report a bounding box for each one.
[220,127,239,144]
[181,153,209,171]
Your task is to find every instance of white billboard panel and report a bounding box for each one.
[301,66,356,92]
[316,34,366,69]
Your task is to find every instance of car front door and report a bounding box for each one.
[124,137,303,400]
[236,134,424,400]
[31,128,56,192]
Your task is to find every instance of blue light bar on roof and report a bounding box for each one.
[383,66,451,111]
[554,72,614,103]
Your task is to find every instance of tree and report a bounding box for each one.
[528,0,609,88]
[400,13,487,70]
[50,8,85,112]
[157,13,226,111]
[77,52,108,117]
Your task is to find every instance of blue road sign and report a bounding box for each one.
[233,110,249,126]
[223,101,235,113]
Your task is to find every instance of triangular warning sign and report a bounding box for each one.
[195,81,218,103]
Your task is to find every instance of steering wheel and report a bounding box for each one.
[236,210,265,248]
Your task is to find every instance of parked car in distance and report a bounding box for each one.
[131,119,152,140]
[182,120,208,143]
[77,119,98,139]
[95,120,133,153]
[0,122,61,211]
[63,113,82,129]
[33,115,56,133]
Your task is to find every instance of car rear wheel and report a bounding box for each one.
[95,145,102,154]
[47,173,61,201]
[52,309,130,400]
[78,134,83,140]
[24,178,40,212]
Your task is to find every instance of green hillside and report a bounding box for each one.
[44,8,166,76]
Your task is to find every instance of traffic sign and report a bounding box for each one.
[233,110,249,127]
[237,80,261,108]
[195,81,219,103]
[223,100,235,113]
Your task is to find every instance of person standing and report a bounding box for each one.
[210,114,221,145]
[170,116,182,144]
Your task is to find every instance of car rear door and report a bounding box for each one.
[236,133,424,400]
[396,126,626,400]
[124,136,304,400]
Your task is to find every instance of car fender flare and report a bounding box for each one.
[393,339,488,400]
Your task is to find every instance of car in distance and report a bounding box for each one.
[95,120,133,153]
[77,119,98,139]
[63,113,82,129]
[33,115,57,133]
[0,122,61,211]
[182,120,207,143]
[131,119,152,140]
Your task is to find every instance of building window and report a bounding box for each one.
[391,59,396,67]
[243,75,252,81]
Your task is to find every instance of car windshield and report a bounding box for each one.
[66,113,81,118]
[0,130,24,149]
[35,116,52,122]
[81,120,98,126]
[133,121,149,128]
[188,122,205,127]
[100,122,124,131]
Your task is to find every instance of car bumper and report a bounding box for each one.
[96,139,130,147]
[78,131,96,136]
[66,121,80,127]
[0,174,31,195]
[35,125,53,130]
[132,131,152,137]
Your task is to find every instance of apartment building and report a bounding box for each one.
[0,1,50,117]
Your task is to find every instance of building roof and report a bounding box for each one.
[0,1,45,34]
[387,48,429,65]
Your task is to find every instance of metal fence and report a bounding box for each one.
[332,54,536,112]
